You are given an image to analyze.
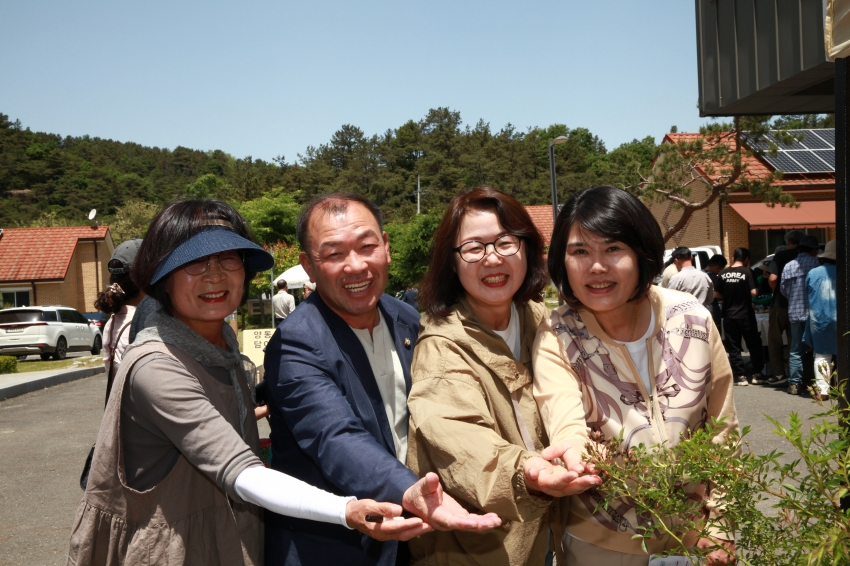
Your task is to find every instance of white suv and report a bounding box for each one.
[0,306,103,360]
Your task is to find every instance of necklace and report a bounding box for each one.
[628,298,640,342]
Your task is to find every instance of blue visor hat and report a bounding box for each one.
[150,227,274,285]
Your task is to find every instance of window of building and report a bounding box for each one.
[1,290,31,309]
[748,228,830,261]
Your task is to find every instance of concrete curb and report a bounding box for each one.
[0,366,105,402]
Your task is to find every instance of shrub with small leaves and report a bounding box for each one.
[584,382,850,566]
[0,355,18,374]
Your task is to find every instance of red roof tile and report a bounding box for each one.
[525,205,556,246]
[663,132,834,189]
[0,226,110,283]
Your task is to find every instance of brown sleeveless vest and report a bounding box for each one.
[67,342,263,566]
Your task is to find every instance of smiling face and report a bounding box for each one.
[165,250,245,342]
[563,225,639,319]
[300,201,390,329]
[454,209,526,327]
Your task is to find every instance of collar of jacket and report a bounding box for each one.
[421,297,545,393]
[573,286,665,347]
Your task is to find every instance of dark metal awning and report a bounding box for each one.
[696,0,834,117]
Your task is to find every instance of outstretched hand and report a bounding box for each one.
[524,439,602,498]
[345,499,432,542]
[402,472,502,532]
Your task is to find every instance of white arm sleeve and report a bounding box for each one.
[234,465,354,529]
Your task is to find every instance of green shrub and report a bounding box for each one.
[0,356,18,374]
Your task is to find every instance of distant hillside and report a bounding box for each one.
[0,110,657,228]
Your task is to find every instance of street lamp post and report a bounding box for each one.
[548,136,569,225]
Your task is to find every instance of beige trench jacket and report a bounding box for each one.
[407,299,563,566]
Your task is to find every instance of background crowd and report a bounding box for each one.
[660,231,838,400]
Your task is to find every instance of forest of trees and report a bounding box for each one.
[0,109,657,228]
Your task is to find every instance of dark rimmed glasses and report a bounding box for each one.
[183,251,244,276]
[454,234,522,263]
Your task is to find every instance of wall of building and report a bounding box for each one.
[73,240,110,313]
[644,177,724,251]
[29,240,110,312]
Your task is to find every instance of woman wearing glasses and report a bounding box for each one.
[68,199,430,566]
[406,187,600,566]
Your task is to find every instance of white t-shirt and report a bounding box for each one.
[613,307,656,394]
[492,303,521,361]
[350,311,409,463]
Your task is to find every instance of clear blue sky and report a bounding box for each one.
[0,1,709,163]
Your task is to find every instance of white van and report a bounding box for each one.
[662,245,722,271]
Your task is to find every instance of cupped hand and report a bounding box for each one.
[345,499,432,542]
[540,438,594,474]
[523,456,601,497]
[402,472,502,532]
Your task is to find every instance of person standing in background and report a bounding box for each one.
[401,284,419,311]
[668,247,715,308]
[660,249,684,288]
[780,235,820,396]
[272,279,295,326]
[95,238,145,402]
[804,240,837,401]
[703,255,727,329]
[717,248,765,387]
[765,230,805,387]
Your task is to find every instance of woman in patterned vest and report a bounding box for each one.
[532,186,740,565]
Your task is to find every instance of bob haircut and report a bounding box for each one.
[132,199,258,316]
[419,186,548,318]
[549,186,664,306]
[296,193,383,253]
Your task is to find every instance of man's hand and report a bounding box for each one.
[697,537,736,565]
[345,499,432,542]
[523,457,601,497]
[402,473,501,532]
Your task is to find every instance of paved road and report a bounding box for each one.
[0,373,825,565]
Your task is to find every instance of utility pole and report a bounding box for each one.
[417,175,421,215]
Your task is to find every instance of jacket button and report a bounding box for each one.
[404,338,411,348]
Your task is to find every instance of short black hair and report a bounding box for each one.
[671,247,692,260]
[785,230,805,246]
[706,255,728,268]
[733,247,751,262]
[277,279,287,290]
[549,186,664,306]
[133,199,257,316]
[296,193,383,253]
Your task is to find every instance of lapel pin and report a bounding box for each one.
[404,338,411,349]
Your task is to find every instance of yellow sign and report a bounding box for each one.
[242,328,276,371]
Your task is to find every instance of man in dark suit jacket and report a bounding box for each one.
[264,194,500,566]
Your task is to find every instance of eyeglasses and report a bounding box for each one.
[454,234,522,263]
[183,252,244,276]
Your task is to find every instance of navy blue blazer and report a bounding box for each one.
[263,292,421,566]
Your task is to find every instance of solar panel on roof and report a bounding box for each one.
[791,151,832,173]
[762,153,807,173]
[813,150,835,169]
[797,131,831,150]
[744,129,835,174]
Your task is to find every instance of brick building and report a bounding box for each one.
[645,131,836,261]
[0,226,113,313]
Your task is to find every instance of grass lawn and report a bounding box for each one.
[15,355,104,373]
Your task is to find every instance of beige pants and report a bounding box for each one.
[562,532,650,566]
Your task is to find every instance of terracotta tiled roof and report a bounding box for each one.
[663,132,834,189]
[525,205,556,246]
[0,226,110,283]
